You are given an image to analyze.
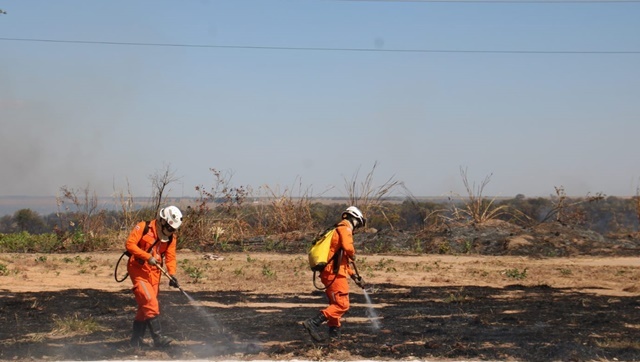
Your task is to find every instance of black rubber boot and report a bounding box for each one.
[302,312,327,342]
[147,316,173,347]
[328,326,341,340]
[130,320,147,347]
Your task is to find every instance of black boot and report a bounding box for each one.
[328,326,341,340]
[130,320,147,347]
[146,316,173,347]
[302,312,327,342]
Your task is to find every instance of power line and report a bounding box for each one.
[1,37,638,54]
[337,0,640,2]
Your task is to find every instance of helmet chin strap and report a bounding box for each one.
[348,217,359,229]
[159,221,173,242]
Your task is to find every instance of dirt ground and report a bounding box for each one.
[1,247,640,362]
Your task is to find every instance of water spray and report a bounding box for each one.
[156,265,261,354]
[351,261,381,331]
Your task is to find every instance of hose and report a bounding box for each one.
[114,251,129,283]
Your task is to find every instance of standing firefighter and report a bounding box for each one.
[302,206,366,341]
[126,205,183,348]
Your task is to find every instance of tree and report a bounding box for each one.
[0,215,15,233]
[14,209,46,233]
[149,163,180,215]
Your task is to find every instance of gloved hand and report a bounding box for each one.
[147,256,158,266]
[169,275,180,289]
[351,274,365,289]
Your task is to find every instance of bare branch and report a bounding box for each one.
[149,163,180,214]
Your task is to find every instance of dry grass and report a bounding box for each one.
[51,314,106,336]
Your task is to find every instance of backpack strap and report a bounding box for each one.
[144,220,175,259]
[143,220,149,237]
[326,223,342,272]
[124,220,161,257]
[142,220,160,253]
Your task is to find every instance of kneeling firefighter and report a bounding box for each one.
[126,205,183,347]
[302,206,366,341]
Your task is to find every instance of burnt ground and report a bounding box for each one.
[1,221,640,361]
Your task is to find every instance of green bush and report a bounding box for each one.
[0,232,60,253]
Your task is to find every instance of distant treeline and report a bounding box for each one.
[0,195,637,253]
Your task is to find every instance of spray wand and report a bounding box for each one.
[156,264,188,297]
[350,260,366,290]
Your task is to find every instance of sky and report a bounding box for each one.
[1,0,639,201]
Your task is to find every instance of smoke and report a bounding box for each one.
[1,99,63,196]
[0,55,141,197]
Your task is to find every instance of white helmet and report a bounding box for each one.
[342,206,366,228]
[159,205,183,230]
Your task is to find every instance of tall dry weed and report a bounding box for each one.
[458,167,509,224]
[344,161,405,230]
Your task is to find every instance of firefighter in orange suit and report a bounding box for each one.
[303,206,366,341]
[127,205,183,348]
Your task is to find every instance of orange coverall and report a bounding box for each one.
[319,219,356,328]
[126,219,177,321]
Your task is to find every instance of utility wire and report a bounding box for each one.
[1,37,638,54]
[337,0,640,2]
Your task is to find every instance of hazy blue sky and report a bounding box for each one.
[1,0,639,200]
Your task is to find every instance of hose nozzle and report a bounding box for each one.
[350,261,366,289]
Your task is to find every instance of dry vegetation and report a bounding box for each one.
[2,165,640,361]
